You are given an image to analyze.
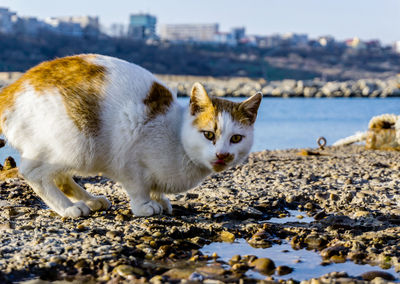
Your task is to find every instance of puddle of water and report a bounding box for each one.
[201,239,399,281]
[266,210,314,224]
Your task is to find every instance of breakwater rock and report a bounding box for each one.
[1,72,399,98]
[157,74,400,98]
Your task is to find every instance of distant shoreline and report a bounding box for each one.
[157,74,400,98]
[1,72,399,98]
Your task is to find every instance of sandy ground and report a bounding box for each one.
[1,145,400,283]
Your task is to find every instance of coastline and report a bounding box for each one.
[1,145,400,282]
[1,72,400,98]
[157,74,400,98]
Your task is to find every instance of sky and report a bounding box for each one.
[1,0,399,44]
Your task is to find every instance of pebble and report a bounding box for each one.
[163,268,194,280]
[196,264,226,277]
[276,265,293,276]
[219,230,235,242]
[361,271,395,281]
[250,258,276,274]
[114,264,145,278]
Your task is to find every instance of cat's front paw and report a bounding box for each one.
[86,195,111,211]
[63,201,91,217]
[158,196,172,215]
[131,200,163,216]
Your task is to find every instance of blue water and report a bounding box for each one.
[201,239,399,281]
[255,97,400,151]
[1,98,400,165]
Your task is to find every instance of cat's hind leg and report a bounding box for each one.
[151,192,172,215]
[19,159,91,217]
[54,175,111,212]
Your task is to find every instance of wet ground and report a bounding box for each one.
[1,145,400,283]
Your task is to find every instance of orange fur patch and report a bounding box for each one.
[27,55,106,135]
[143,82,173,120]
[192,96,258,134]
[0,54,107,136]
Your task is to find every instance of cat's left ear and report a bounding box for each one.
[189,82,213,115]
[238,92,262,125]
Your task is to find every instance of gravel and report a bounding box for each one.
[1,145,400,283]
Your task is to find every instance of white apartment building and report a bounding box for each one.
[160,23,219,42]
[394,41,400,53]
[44,16,99,37]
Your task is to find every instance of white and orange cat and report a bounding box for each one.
[0,54,261,218]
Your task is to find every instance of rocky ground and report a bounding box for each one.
[1,145,400,283]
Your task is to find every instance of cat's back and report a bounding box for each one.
[0,54,177,168]
[0,54,175,136]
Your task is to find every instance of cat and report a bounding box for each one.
[333,114,400,150]
[0,54,262,218]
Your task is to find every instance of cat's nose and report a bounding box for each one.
[216,152,230,160]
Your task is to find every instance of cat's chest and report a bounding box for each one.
[146,160,209,194]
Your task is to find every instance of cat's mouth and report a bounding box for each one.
[212,159,229,172]
[214,159,226,165]
[211,154,234,172]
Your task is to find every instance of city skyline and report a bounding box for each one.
[0,0,399,44]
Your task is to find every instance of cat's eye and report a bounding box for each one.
[230,134,243,143]
[202,131,215,141]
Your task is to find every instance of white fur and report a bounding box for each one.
[332,131,368,146]
[2,54,259,217]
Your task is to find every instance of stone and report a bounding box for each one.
[3,157,16,170]
[361,271,395,281]
[304,234,328,249]
[250,258,276,274]
[229,254,241,265]
[163,268,195,280]
[321,245,348,259]
[276,265,293,276]
[114,265,145,278]
[219,231,235,243]
[196,265,226,277]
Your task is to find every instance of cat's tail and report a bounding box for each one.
[333,114,399,147]
[332,131,368,146]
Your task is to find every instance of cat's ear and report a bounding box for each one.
[189,82,213,115]
[238,92,262,125]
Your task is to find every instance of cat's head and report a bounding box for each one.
[182,82,262,172]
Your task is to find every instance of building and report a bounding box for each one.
[317,36,335,47]
[0,7,16,34]
[345,37,366,49]
[256,34,283,48]
[214,32,236,45]
[393,41,400,53]
[48,16,100,37]
[160,23,219,42]
[128,14,157,40]
[12,16,44,35]
[231,27,245,42]
[282,33,308,47]
[45,17,83,37]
